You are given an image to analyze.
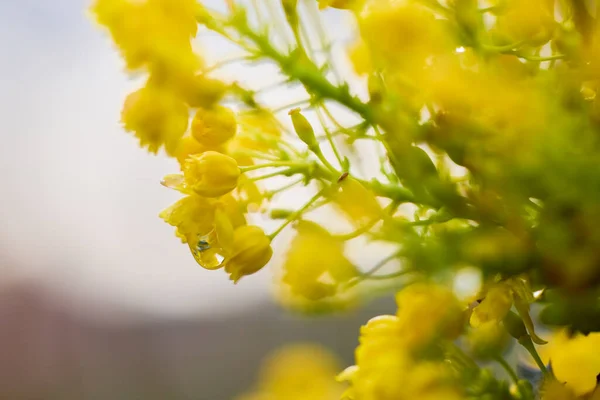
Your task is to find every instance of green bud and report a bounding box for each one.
[289,108,318,149]
[502,310,528,339]
[270,209,294,219]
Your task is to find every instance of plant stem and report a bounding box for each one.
[493,355,519,384]
[268,185,330,240]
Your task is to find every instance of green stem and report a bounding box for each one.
[518,336,549,376]
[240,161,306,173]
[268,185,330,240]
[249,168,297,182]
[311,146,340,174]
[493,355,519,384]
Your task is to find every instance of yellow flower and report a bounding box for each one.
[495,0,555,44]
[546,330,600,396]
[237,344,344,400]
[159,194,215,244]
[539,379,577,400]
[345,315,463,400]
[183,151,240,197]
[357,0,453,77]
[177,74,227,108]
[395,283,464,351]
[191,105,237,147]
[173,136,226,168]
[92,0,200,81]
[228,110,281,158]
[470,283,513,327]
[121,84,189,155]
[330,177,382,228]
[282,221,357,301]
[224,225,273,283]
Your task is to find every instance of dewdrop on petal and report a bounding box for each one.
[183,151,240,197]
[224,225,273,283]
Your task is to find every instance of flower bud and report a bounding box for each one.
[224,225,273,283]
[289,108,318,149]
[502,310,528,339]
[183,151,240,197]
[191,105,237,147]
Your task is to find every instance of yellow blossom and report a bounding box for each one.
[92,0,200,81]
[395,283,464,350]
[159,194,215,244]
[546,330,600,396]
[539,379,577,400]
[237,344,344,400]
[470,283,513,327]
[345,315,463,400]
[282,221,357,301]
[330,177,382,228]
[173,136,226,168]
[357,0,453,77]
[121,84,189,155]
[224,225,273,283]
[183,151,240,197]
[191,105,237,147]
[495,0,555,44]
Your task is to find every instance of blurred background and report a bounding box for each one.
[0,1,391,398]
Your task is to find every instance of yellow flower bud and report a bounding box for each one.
[191,105,237,147]
[121,85,189,155]
[183,151,240,197]
[224,225,273,283]
[289,108,318,149]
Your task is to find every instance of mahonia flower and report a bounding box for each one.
[92,0,200,83]
[173,136,214,167]
[546,330,600,396]
[495,0,555,45]
[183,151,240,197]
[191,105,238,147]
[357,0,453,78]
[223,225,272,283]
[282,221,357,301]
[395,283,464,351]
[121,84,189,155]
[340,314,464,400]
[330,177,383,228]
[470,283,513,327]
[228,110,281,159]
[159,193,216,245]
[236,344,344,400]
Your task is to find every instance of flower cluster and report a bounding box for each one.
[93,0,600,398]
